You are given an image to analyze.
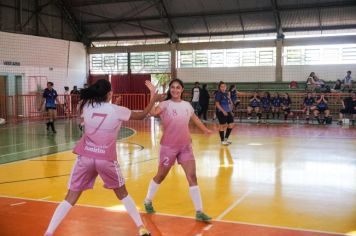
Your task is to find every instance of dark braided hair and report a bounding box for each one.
[80,79,111,112]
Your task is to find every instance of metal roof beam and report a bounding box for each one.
[82,1,356,25]
[155,0,178,43]
[271,0,284,39]
[55,0,91,46]
[90,24,356,41]
[71,0,148,7]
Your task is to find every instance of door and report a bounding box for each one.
[0,76,7,118]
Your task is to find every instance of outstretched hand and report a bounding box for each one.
[145,80,157,94]
[152,93,165,102]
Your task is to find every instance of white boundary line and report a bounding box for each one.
[0,126,136,166]
[0,195,348,236]
[0,142,77,158]
[0,143,25,148]
[215,189,253,220]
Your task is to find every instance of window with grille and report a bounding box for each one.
[177,47,275,68]
[131,52,171,73]
[284,44,356,65]
[90,53,128,74]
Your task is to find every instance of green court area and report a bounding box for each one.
[0,120,134,164]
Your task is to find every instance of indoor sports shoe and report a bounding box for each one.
[221,141,229,146]
[138,226,151,236]
[196,212,212,222]
[224,139,232,145]
[144,202,155,214]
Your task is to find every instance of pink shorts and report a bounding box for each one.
[159,144,195,167]
[68,156,125,191]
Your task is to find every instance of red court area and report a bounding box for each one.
[0,197,344,236]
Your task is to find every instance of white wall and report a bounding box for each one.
[283,64,356,82]
[177,64,356,83]
[177,67,276,83]
[0,31,87,94]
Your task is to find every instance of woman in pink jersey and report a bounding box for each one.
[44,79,160,236]
[143,79,213,222]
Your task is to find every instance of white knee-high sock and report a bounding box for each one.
[45,200,72,234]
[122,195,143,227]
[144,179,160,203]
[189,186,203,212]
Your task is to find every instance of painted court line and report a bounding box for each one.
[216,189,253,220]
[10,201,26,206]
[215,163,284,220]
[0,195,346,236]
[0,143,25,148]
[0,141,77,158]
[0,150,73,166]
[39,196,52,200]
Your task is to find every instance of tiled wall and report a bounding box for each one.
[0,31,87,95]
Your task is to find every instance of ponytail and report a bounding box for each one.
[80,79,111,112]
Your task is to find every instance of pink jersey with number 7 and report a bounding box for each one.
[73,103,131,161]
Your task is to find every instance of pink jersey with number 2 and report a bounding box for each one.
[159,100,194,146]
[73,103,131,161]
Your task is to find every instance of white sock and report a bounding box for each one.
[189,186,203,212]
[45,200,72,234]
[122,195,143,227]
[144,179,160,203]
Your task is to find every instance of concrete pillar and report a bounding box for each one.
[127,52,131,75]
[275,39,283,82]
[170,43,177,79]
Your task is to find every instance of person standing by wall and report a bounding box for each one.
[191,82,201,115]
[40,82,60,133]
[198,84,210,121]
[70,86,80,116]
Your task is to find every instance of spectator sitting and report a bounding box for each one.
[281,93,293,121]
[247,91,261,121]
[303,92,315,123]
[313,93,331,124]
[306,72,317,91]
[260,92,272,121]
[342,71,352,92]
[331,79,342,93]
[228,84,240,111]
[338,91,356,126]
[271,92,282,119]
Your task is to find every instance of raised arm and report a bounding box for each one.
[130,93,162,120]
[130,80,162,120]
[145,80,164,116]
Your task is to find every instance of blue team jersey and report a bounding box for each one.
[304,97,315,106]
[43,88,58,108]
[282,97,291,107]
[316,96,328,109]
[272,97,281,107]
[261,97,271,108]
[215,91,231,112]
[250,97,260,107]
[230,90,237,102]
